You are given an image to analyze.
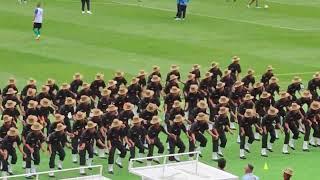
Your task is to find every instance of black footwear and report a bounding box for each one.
[8,172,14,175]
[218,153,224,157]
[267,149,273,152]
[289,146,295,150]
[282,152,290,155]
[240,156,246,159]
[309,143,317,147]
[137,160,144,164]
[244,149,250,153]
[116,163,123,168]
[261,154,268,157]
[25,176,34,179]
[80,172,87,175]
[108,171,114,175]
[199,154,203,158]
[152,159,160,164]
[303,149,310,152]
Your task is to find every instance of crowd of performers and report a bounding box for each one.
[0,56,320,178]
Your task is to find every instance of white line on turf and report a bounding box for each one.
[55,0,320,32]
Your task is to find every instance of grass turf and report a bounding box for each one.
[0,0,320,179]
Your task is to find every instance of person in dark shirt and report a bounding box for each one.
[146,116,172,164]
[21,89,37,112]
[140,103,158,130]
[165,65,181,84]
[164,86,181,122]
[78,121,105,175]
[220,70,235,93]
[266,77,280,105]
[260,65,274,86]
[303,101,320,151]
[296,90,313,111]
[90,73,106,99]
[2,100,20,123]
[24,100,39,121]
[76,95,93,118]
[48,114,65,134]
[46,79,59,99]
[58,97,75,132]
[20,78,37,99]
[212,96,237,130]
[97,88,113,112]
[307,72,320,99]
[255,92,272,118]
[199,72,214,98]
[147,75,163,99]
[47,123,68,177]
[282,103,303,154]
[185,84,203,115]
[238,94,255,116]
[2,88,20,110]
[102,105,119,131]
[287,76,303,101]
[188,100,208,123]
[189,113,217,158]
[70,73,83,93]
[139,90,160,112]
[2,78,18,96]
[77,83,94,101]
[90,108,106,158]
[0,115,17,139]
[23,122,46,178]
[127,116,147,162]
[164,75,179,95]
[167,115,189,161]
[38,98,55,135]
[250,82,264,102]
[118,103,135,131]
[36,85,55,107]
[227,56,241,81]
[107,119,126,174]
[71,111,87,163]
[231,81,247,106]
[147,66,161,84]
[183,73,198,97]
[209,62,222,88]
[167,100,185,124]
[127,78,142,107]
[212,107,233,161]
[190,64,201,82]
[137,70,147,88]
[261,107,281,157]
[113,71,127,88]
[0,127,25,176]
[239,109,262,159]
[241,69,255,89]
[209,82,228,106]
[55,83,76,106]
[107,80,119,99]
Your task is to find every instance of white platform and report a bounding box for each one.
[62,175,111,180]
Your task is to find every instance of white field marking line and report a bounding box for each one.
[258,71,318,77]
[267,0,320,6]
[54,0,319,31]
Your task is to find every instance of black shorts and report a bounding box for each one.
[33,23,42,29]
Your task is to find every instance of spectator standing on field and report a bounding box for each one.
[81,0,92,14]
[33,2,43,40]
[175,0,189,21]
[242,164,259,180]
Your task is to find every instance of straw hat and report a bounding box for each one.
[85,121,97,129]
[73,73,83,80]
[204,72,213,79]
[268,107,279,116]
[170,86,180,94]
[8,77,16,85]
[301,90,312,98]
[91,108,103,117]
[310,101,320,111]
[79,95,90,104]
[243,94,254,101]
[313,72,320,79]
[115,71,124,77]
[101,88,111,96]
[223,70,231,76]
[197,100,208,109]
[111,119,123,128]
[108,80,117,87]
[138,70,147,77]
[27,88,36,96]
[292,76,302,83]
[279,92,290,99]
[143,90,155,98]
[95,73,104,80]
[253,82,264,89]
[218,107,229,115]
[260,92,271,99]
[174,115,185,123]
[196,113,208,122]
[27,100,38,109]
[82,83,90,89]
[118,86,128,95]
[55,123,67,132]
[54,114,65,122]
[216,82,225,89]
[247,69,254,75]
[7,127,19,136]
[6,88,17,95]
[74,111,86,121]
[266,65,274,71]
[65,97,76,106]
[244,109,254,118]
[283,168,293,176]
[132,116,142,124]
[106,104,118,112]
[289,103,300,111]
[152,65,160,72]
[41,85,49,92]
[219,96,229,104]
[211,62,219,68]
[47,79,55,86]
[169,75,178,81]
[61,83,70,90]
[123,103,134,111]
[40,98,51,107]
[234,81,244,88]
[28,78,37,85]
[189,84,199,93]
[172,100,181,108]
[150,116,161,125]
[3,115,13,123]
[269,77,279,84]
[151,75,161,82]
[187,73,195,80]
[5,100,17,109]
[31,122,43,131]
[26,115,37,125]
[131,77,139,84]
[146,103,157,112]
[192,64,200,70]
[170,64,179,71]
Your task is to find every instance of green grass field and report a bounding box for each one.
[1,0,320,179]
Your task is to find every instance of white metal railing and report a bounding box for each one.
[129,151,200,178]
[0,165,103,180]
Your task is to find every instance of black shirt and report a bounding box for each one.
[70,79,83,93]
[128,126,147,140]
[79,129,100,144]
[241,75,255,88]
[287,83,302,96]
[261,115,280,126]
[1,135,22,150]
[285,111,302,123]
[107,128,125,141]
[190,121,209,134]
[147,125,168,139]
[25,131,46,148]
[168,123,187,136]
[48,131,67,147]
[214,115,229,131]
[261,72,274,85]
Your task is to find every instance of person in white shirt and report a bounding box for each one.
[33,3,43,40]
[242,164,259,180]
[81,0,92,14]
